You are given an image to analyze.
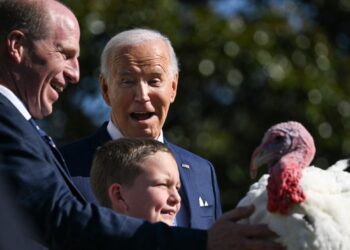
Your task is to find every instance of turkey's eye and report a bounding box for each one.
[274,135,284,142]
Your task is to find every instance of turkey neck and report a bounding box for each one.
[267,153,306,215]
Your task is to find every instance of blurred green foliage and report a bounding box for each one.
[53,0,350,211]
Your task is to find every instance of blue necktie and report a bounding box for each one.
[28,118,69,172]
[29,119,57,148]
[28,118,87,202]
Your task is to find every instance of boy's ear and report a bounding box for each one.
[108,183,128,213]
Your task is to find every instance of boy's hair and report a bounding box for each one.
[90,138,174,208]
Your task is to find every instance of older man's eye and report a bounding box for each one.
[121,79,135,85]
[148,78,161,86]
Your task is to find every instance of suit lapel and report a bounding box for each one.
[28,121,86,203]
[53,153,86,203]
[165,140,198,228]
[0,93,86,203]
[96,122,112,146]
[29,118,70,174]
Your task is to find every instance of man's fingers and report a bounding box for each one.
[241,238,286,250]
[208,207,286,250]
[220,205,255,222]
[243,224,278,239]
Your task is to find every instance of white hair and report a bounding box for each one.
[100,28,179,79]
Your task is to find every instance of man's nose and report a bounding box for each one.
[64,58,80,84]
[134,81,151,102]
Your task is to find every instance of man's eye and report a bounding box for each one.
[121,79,135,85]
[148,79,161,86]
[60,52,67,60]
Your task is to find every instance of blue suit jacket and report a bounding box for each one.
[60,122,222,229]
[0,93,207,250]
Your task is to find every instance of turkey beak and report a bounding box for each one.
[250,144,276,179]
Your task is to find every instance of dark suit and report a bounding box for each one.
[0,173,43,250]
[60,122,222,229]
[0,93,207,250]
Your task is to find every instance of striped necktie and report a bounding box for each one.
[29,119,57,148]
[28,118,68,172]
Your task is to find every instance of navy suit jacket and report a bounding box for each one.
[60,122,222,229]
[0,93,207,250]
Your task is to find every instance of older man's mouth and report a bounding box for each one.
[130,112,155,121]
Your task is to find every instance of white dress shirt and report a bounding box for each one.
[106,118,164,142]
[0,85,31,120]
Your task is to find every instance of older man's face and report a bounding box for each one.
[101,39,178,139]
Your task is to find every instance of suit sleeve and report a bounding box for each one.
[0,105,207,250]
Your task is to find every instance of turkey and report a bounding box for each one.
[237,121,350,250]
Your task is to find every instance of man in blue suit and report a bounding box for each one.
[0,0,284,249]
[60,28,222,229]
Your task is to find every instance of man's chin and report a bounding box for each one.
[29,107,52,119]
[41,107,53,118]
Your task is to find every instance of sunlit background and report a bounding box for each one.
[51,0,350,211]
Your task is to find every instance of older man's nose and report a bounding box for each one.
[134,82,151,102]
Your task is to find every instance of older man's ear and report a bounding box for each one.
[99,74,111,106]
[170,73,179,103]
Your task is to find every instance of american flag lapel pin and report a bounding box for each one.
[181,163,190,169]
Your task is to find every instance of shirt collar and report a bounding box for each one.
[0,85,31,120]
[106,118,164,143]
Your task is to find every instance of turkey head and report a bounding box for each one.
[250,121,316,214]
